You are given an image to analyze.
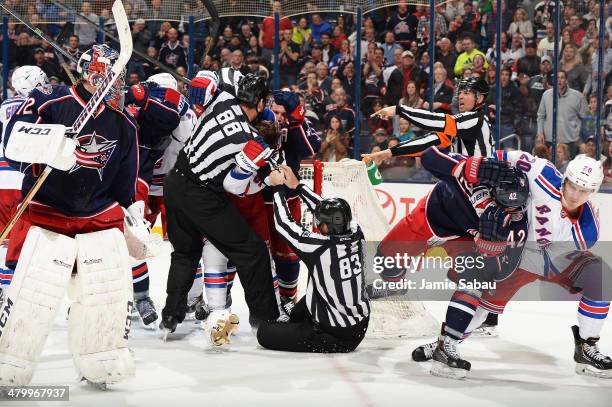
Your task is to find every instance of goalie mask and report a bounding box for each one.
[77,44,126,110]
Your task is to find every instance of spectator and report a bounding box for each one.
[371,128,389,150]
[527,54,553,105]
[556,143,571,173]
[580,94,600,144]
[436,37,458,80]
[583,35,612,96]
[582,136,601,160]
[142,47,160,78]
[471,54,487,76]
[302,71,325,119]
[488,66,521,148]
[320,32,338,65]
[603,142,612,185]
[486,32,512,66]
[460,1,481,36]
[132,18,152,56]
[537,22,561,58]
[325,87,355,134]
[362,47,385,115]
[537,70,588,158]
[568,14,586,47]
[292,17,312,47]
[321,115,350,162]
[158,28,187,70]
[331,26,347,51]
[560,44,589,92]
[153,21,172,50]
[311,14,332,43]
[329,39,352,74]
[128,72,141,85]
[369,99,393,136]
[381,32,403,66]
[561,27,577,55]
[337,61,357,102]
[423,66,454,114]
[32,47,60,79]
[532,144,552,160]
[444,0,466,22]
[231,50,250,76]
[396,117,417,142]
[454,34,488,77]
[382,48,404,107]
[316,63,332,95]
[515,71,540,153]
[220,48,232,68]
[278,29,300,86]
[399,81,425,133]
[401,50,426,98]
[507,33,526,66]
[484,0,513,43]
[260,1,293,61]
[386,1,419,47]
[514,40,541,79]
[75,2,99,50]
[246,35,262,58]
[507,7,534,40]
[247,56,269,80]
[63,35,81,83]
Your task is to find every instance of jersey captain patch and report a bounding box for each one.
[70,131,118,180]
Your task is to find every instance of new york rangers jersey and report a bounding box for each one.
[149,107,197,196]
[494,150,599,278]
[4,83,139,216]
[0,96,26,190]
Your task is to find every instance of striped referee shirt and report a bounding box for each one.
[391,104,493,157]
[273,184,370,328]
[183,90,258,184]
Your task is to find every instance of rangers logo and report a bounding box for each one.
[70,132,117,180]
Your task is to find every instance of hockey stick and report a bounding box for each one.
[54,22,77,85]
[0,0,132,242]
[0,2,78,64]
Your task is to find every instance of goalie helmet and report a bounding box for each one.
[147,73,178,90]
[11,66,49,97]
[77,44,125,110]
[564,154,604,192]
[491,169,529,210]
[314,198,352,235]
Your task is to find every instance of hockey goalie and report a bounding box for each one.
[0,44,137,388]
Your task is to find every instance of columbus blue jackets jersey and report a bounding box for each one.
[4,83,139,216]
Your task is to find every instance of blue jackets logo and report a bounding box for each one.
[70,131,118,180]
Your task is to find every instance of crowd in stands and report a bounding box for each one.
[2,0,612,186]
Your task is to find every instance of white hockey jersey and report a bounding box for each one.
[0,96,26,190]
[149,108,197,196]
[495,150,599,278]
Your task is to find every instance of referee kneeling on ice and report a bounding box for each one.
[257,165,370,353]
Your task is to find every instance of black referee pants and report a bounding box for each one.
[162,165,279,323]
[256,297,369,353]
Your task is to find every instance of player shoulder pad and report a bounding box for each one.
[29,84,70,112]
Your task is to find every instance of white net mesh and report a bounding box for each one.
[299,159,438,339]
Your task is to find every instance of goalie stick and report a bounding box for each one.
[48,0,221,84]
[0,0,133,241]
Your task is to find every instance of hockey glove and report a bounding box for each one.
[273,90,305,127]
[124,84,150,107]
[235,137,273,174]
[123,201,162,260]
[463,156,517,186]
[148,85,183,109]
[475,205,512,256]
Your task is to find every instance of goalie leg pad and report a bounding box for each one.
[0,227,76,386]
[69,228,135,385]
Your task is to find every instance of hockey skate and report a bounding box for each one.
[159,315,178,342]
[204,309,240,347]
[430,336,471,379]
[81,377,107,391]
[185,294,209,321]
[471,314,499,338]
[135,297,158,327]
[412,340,438,362]
[277,298,295,323]
[572,325,612,378]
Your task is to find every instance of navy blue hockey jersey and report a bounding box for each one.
[4,83,139,216]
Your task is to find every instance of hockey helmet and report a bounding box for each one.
[564,154,604,192]
[237,73,269,109]
[11,66,49,97]
[314,198,353,235]
[456,77,489,109]
[147,73,178,90]
[491,169,530,210]
[77,44,125,110]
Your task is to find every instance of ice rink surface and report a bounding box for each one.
[25,242,612,407]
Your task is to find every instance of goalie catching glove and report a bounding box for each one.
[5,121,77,171]
[475,205,512,256]
[235,136,274,173]
[122,201,162,260]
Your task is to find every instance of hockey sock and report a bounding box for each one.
[132,261,150,300]
[186,262,203,301]
[443,291,480,340]
[0,244,13,290]
[578,296,610,339]
[275,258,299,302]
[204,270,229,310]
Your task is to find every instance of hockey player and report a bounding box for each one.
[0,44,138,387]
[364,76,493,159]
[415,152,610,379]
[124,72,185,326]
[256,164,370,353]
[0,66,49,307]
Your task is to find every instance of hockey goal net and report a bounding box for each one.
[298,159,438,338]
